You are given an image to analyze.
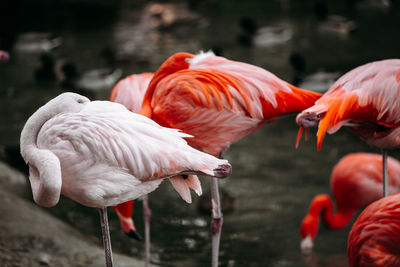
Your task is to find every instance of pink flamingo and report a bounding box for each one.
[348,192,400,267]
[0,50,10,63]
[20,92,232,267]
[137,51,322,266]
[300,152,400,253]
[296,59,400,197]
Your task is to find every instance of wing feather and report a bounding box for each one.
[186,52,321,117]
[37,101,208,181]
[150,51,320,153]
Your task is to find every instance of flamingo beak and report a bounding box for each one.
[300,235,314,254]
[213,163,232,178]
[126,229,143,241]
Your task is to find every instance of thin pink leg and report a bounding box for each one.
[98,207,114,267]
[210,177,223,267]
[382,149,388,197]
[142,195,152,267]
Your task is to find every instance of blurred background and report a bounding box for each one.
[1,0,400,266]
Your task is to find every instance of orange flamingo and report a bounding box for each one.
[348,192,400,267]
[296,59,400,197]
[300,152,400,253]
[137,51,322,266]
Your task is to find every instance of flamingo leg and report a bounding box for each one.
[98,207,114,267]
[210,177,223,267]
[382,149,388,197]
[142,195,151,267]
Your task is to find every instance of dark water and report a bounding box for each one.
[1,0,400,266]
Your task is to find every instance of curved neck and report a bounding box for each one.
[309,194,355,230]
[20,102,57,152]
[139,52,194,117]
[20,99,63,207]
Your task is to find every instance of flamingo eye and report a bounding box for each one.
[77,99,85,104]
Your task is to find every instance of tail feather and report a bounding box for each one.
[169,174,202,204]
[181,148,232,178]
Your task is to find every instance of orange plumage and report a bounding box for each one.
[348,192,400,267]
[297,59,400,150]
[140,51,322,156]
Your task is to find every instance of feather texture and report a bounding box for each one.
[348,192,400,267]
[297,59,400,150]
[20,93,231,208]
[110,72,154,112]
[143,51,321,155]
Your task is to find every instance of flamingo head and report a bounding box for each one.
[300,214,319,254]
[112,203,143,241]
[296,111,324,128]
[295,110,326,148]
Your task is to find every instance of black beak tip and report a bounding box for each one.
[213,163,232,178]
[126,230,143,241]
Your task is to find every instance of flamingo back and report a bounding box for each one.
[187,52,322,119]
[109,72,154,112]
[348,192,400,267]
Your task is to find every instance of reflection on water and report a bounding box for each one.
[1,1,400,266]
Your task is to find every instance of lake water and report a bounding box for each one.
[1,0,400,266]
